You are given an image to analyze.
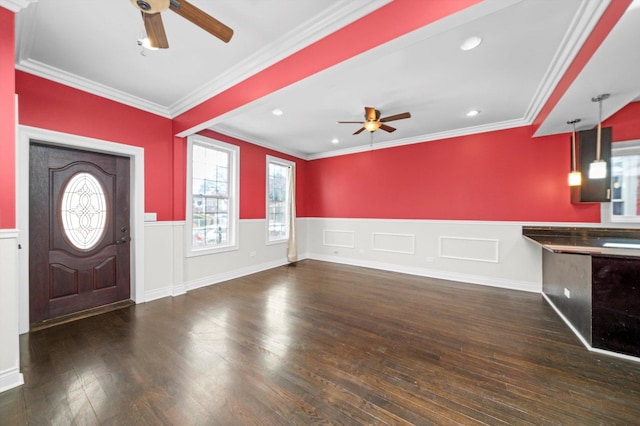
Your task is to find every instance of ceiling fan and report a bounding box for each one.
[337,107,411,135]
[131,0,233,49]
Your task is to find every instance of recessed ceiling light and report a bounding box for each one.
[331,138,339,144]
[271,108,284,116]
[466,109,480,117]
[460,36,482,51]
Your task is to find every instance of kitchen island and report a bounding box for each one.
[523,226,640,359]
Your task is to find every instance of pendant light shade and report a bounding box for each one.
[567,118,581,187]
[568,170,582,186]
[589,94,609,180]
[589,159,607,179]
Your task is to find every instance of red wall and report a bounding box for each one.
[605,101,640,142]
[0,8,15,229]
[306,126,603,222]
[13,72,308,222]
[12,69,640,225]
[197,130,307,219]
[15,72,175,221]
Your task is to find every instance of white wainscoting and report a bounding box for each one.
[439,236,499,263]
[372,232,415,254]
[323,229,355,248]
[143,219,308,301]
[305,218,543,293]
[0,231,24,392]
[143,221,184,302]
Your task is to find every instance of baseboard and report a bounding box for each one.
[172,283,186,297]
[307,253,540,293]
[144,286,173,302]
[0,367,24,393]
[143,254,309,302]
[185,258,294,292]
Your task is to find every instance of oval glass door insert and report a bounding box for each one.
[60,172,108,250]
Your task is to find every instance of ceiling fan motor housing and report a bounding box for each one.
[132,0,170,14]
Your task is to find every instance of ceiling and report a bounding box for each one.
[12,0,640,159]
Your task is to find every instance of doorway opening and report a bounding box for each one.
[17,126,145,333]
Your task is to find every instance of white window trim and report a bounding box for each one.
[266,155,295,245]
[601,139,640,227]
[186,135,240,257]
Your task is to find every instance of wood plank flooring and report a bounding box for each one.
[2,259,640,424]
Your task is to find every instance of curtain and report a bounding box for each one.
[287,166,297,263]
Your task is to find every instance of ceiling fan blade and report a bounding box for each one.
[380,112,411,123]
[380,124,397,133]
[353,127,366,135]
[142,12,169,48]
[169,0,234,43]
[364,107,377,122]
[337,121,363,124]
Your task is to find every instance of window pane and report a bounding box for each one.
[611,154,640,218]
[268,161,290,241]
[60,172,108,250]
[191,142,233,248]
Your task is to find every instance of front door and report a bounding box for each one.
[29,143,131,325]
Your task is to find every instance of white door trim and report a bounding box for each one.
[17,125,145,333]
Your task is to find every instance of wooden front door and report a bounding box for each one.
[29,143,131,325]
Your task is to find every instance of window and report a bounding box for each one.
[186,135,239,255]
[267,156,294,243]
[608,140,640,223]
[60,172,107,250]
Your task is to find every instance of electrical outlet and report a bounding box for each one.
[249,251,256,257]
[564,288,571,299]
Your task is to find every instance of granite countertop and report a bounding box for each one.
[522,226,640,257]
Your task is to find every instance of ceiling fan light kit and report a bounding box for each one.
[364,121,381,132]
[133,0,170,14]
[131,0,234,50]
[338,106,411,136]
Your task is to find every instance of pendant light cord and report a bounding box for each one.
[596,97,602,161]
[572,121,578,170]
[567,118,581,172]
[591,93,609,161]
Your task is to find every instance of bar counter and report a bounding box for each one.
[522,226,640,257]
[523,226,640,359]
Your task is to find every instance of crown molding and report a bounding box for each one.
[211,125,309,160]
[522,0,610,124]
[167,0,391,117]
[306,118,530,161]
[15,59,172,118]
[14,4,169,117]
[0,0,36,12]
[13,0,390,121]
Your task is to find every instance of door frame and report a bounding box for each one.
[17,125,145,333]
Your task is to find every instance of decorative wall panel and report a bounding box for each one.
[439,236,499,263]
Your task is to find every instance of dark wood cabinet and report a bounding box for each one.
[592,255,640,357]
[526,226,640,359]
[571,127,612,203]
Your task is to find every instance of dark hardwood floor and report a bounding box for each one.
[2,260,640,425]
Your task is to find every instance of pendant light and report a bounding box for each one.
[567,118,582,186]
[589,93,610,179]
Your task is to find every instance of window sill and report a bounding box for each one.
[266,238,288,246]
[186,244,239,258]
